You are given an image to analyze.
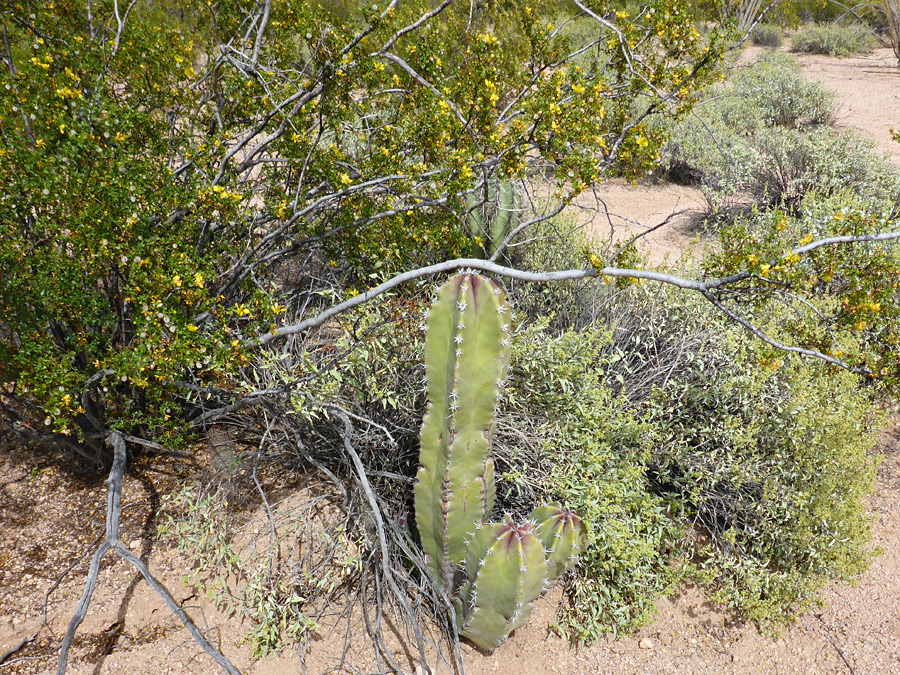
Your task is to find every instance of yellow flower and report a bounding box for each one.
[193,272,204,288]
[186,324,198,332]
[172,274,182,288]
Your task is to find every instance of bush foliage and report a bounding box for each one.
[664,52,900,215]
[750,23,784,47]
[791,22,878,56]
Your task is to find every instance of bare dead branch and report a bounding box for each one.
[56,431,241,675]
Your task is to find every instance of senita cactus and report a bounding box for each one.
[465,178,520,259]
[414,273,581,651]
[414,273,511,591]
[529,504,586,584]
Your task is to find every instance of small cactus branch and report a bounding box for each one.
[530,504,586,584]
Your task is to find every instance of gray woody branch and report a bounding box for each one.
[56,431,241,675]
[254,229,900,374]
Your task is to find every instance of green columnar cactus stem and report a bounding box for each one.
[529,504,586,584]
[414,274,584,652]
[465,178,520,259]
[414,273,511,591]
[457,519,548,651]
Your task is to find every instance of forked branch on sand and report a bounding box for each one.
[55,431,241,675]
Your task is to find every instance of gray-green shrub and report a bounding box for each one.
[791,22,878,56]
[750,23,784,47]
[663,52,900,215]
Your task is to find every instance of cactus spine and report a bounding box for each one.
[414,273,582,651]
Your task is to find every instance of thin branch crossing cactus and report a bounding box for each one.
[414,273,584,650]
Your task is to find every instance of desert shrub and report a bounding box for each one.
[502,207,886,634]
[505,211,601,331]
[733,52,834,127]
[508,322,683,639]
[516,274,882,635]
[748,127,900,210]
[706,191,900,392]
[791,22,878,56]
[663,52,900,216]
[645,335,880,622]
[750,23,784,47]
[663,53,833,191]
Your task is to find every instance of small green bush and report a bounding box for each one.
[748,126,900,210]
[645,336,880,622]
[791,22,878,56]
[750,23,784,47]
[509,323,682,639]
[733,52,834,128]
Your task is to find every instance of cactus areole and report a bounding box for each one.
[413,273,584,651]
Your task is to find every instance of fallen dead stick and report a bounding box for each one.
[0,635,35,666]
[56,431,241,675]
